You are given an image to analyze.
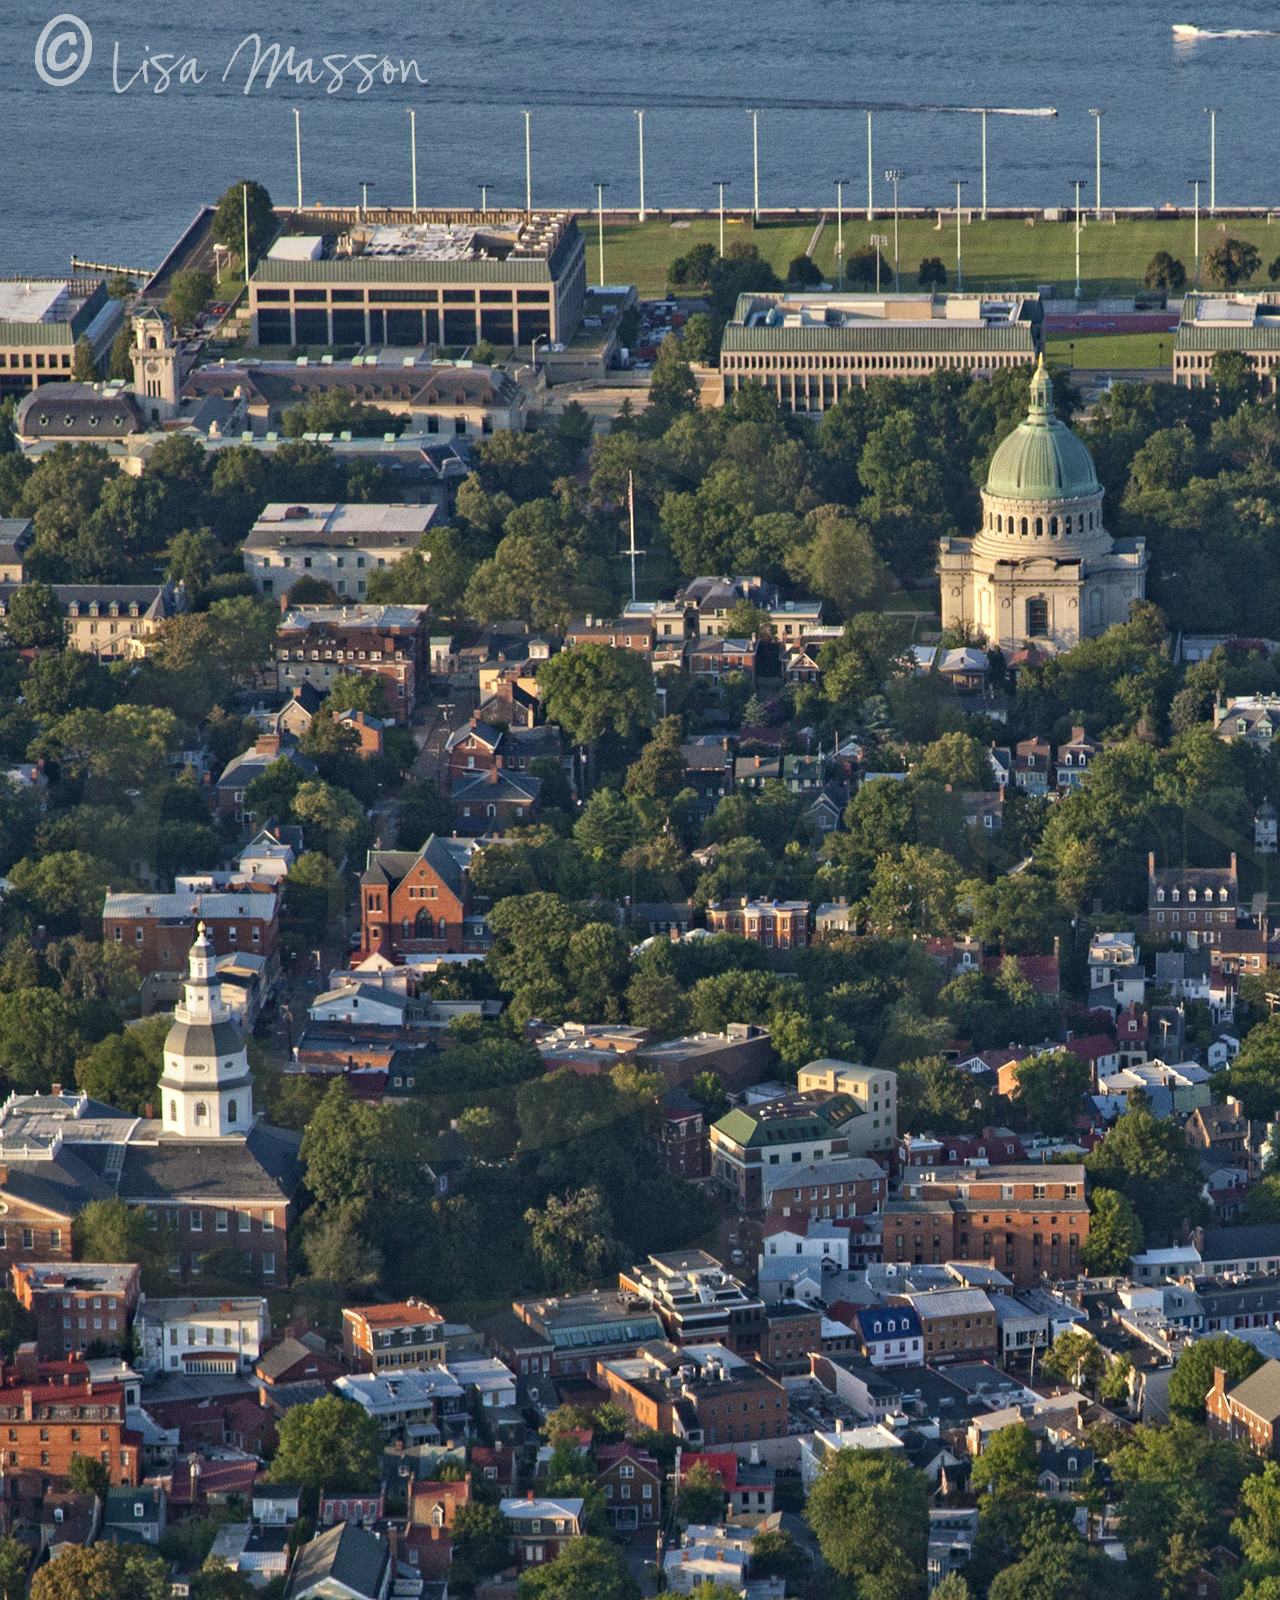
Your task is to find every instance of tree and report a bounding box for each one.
[750,1529,807,1581]
[987,1543,1091,1600]
[1085,1102,1210,1239]
[1205,237,1261,288]
[538,643,655,748]
[31,1542,169,1600]
[1144,252,1187,292]
[846,246,891,289]
[211,180,276,271]
[190,1562,254,1600]
[785,505,891,614]
[3,580,63,647]
[0,1536,27,1600]
[515,1537,640,1600]
[73,1200,151,1265]
[918,257,947,288]
[1168,1332,1263,1422]
[1232,1459,1280,1562]
[164,269,214,329]
[972,1422,1040,1497]
[291,780,370,865]
[74,1015,169,1115]
[0,1291,36,1361]
[681,313,720,365]
[929,1579,972,1600]
[1079,1188,1144,1275]
[69,1452,111,1498]
[1041,1329,1103,1391]
[73,335,99,382]
[450,1502,511,1585]
[786,254,824,288]
[524,1187,618,1291]
[300,1203,383,1289]
[265,1395,382,1506]
[1010,1051,1089,1136]
[805,1448,929,1593]
[645,334,698,432]
[677,1460,725,1524]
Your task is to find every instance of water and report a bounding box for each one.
[5,0,1280,277]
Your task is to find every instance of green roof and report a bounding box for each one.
[721,324,1033,355]
[713,1094,857,1149]
[985,359,1099,502]
[1175,324,1280,351]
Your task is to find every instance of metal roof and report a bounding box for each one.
[901,1288,996,1317]
[721,324,1034,354]
[255,257,555,286]
[1176,324,1280,351]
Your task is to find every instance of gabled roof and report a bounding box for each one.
[1226,1359,1280,1424]
[286,1521,390,1600]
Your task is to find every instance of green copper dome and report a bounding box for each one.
[985,359,1099,501]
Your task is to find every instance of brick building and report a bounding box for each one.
[358,836,490,960]
[1147,851,1239,948]
[618,1252,765,1355]
[102,889,280,981]
[594,1344,788,1447]
[1207,1360,1280,1456]
[596,1441,661,1530]
[11,1263,141,1360]
[710,1093,866,1206]
[405,1476,469,1575]
[505,1293,664,1380]
[762,1303,824,1375]
[0,1354,140,1487]
[880,1164,1088,1286]
[452,768,542,833]
[890,1289,997,1363]
[500,1495,585,1572]
[343,1301,446,1373]
[705,898,809,950]
[275,604,431,721]
[658,1088,709,1179]
[762,1157,887,1223]
[564,615,655,662]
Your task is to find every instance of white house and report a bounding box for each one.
[759,1218,852,1276]
[800,1424,904,1488]
[335,1367,466,1441]
[134,1296,267,1375]
[308,983,427,1027]
[447,1356,517,1409]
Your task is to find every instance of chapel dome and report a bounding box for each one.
[985,358,1099,502]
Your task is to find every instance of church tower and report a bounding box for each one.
[158,925,254,1139]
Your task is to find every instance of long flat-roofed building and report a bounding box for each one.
[1174,293,1280,390]
[719,291,1041,413]
[244,502,438,600]
[0,278,124,398]
[249,213,586,350]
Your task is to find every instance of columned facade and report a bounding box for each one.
[939,359,1147,653]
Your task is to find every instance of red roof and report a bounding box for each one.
[1060,1034,1119,1064]
[981,953,1059,996]
[679,1452,739,1490]
[168,1458,261,1505]
[595,1442,659,1476]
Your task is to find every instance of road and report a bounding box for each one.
[413,679,476,786]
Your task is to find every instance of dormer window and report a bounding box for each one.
[1157,889,1165,903]
[1188,889,1197,903]
[1238,719,1249,734]
[1172,889,1180,903]
[1220,887,1229,902]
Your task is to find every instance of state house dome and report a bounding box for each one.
[985,358,1099,502]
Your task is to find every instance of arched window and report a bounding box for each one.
[996,514,1003,532]
[195,1102,208,1126]
[169,1100,177,1122]
[402,918,410,938]
[487,803,496,818]
[415,908,434,935]
[1020,517,1028,536]
[1035,517,1043,536]
[1049,516,1058,537]
[439,917,447,939]
[228,1100,238,1123]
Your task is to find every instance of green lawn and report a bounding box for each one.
[595,214,1280,300]
[1045,332,1172,370]
[595,218,816,296]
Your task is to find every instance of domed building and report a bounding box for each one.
[938,358,1147,652]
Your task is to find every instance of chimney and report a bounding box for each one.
[1211,1365,1228,1399]
[51,1084,61,1099]
[256,733,281,757]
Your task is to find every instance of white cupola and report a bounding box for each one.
[157,924,254,1139]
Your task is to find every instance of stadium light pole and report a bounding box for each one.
[1188,178,1204,287]
[523,110,532,215]
[634,110,646,222]
[1206,108,1220,214]
[951,179,968,290]
[886,169,905,292]
[834,180,847,290]
[748,110,760,221]
[1071,178,1085,298]
[408,110,418,214]
[866,112,874,220]
[1088,109,1104,219]
[713,180,730,258]
[293,108,303,211]
[595,182,610,288]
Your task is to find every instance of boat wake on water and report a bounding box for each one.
[1172,22,1280,36]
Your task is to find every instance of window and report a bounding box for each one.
[216,1211,228,1233]
[228,1099,238,1123]
[190,1211,203,1232]
[1027,598,1049,637]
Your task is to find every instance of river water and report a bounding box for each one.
[4,0,1280,276]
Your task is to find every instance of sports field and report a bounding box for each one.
[1044,332,1172,370]
[591,214,1280,301]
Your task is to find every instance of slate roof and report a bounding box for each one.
[16,384,145,439]
[1200,1225,1280,1262]
[361,835,472,897]
[1226,1359,1280,1423]
[117,1123,302,1205]
[1,1151,116,1217]
[286,1523,390,1600]
[255,1338,335,1383]
[451,770,541,804]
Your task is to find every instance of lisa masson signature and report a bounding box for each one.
[111,34,428,94]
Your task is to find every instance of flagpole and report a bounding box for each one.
[628,472,637,603]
